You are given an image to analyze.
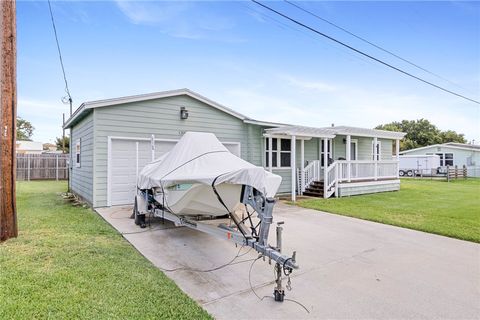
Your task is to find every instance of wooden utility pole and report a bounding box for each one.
[0,0,17,242]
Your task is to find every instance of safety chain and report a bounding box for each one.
[286,274,292,291]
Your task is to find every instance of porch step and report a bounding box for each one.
[304,180,324,197]
[302,180,333,198]
[303,191,324,197]
[305,186,323,193]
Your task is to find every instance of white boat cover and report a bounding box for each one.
[137,132,282,197]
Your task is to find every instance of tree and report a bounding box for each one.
[376,119,466,151]
[439,130,466,144]
[55,136,69,153]
[16,117,34,141]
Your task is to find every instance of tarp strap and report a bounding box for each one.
[211,176,248,240]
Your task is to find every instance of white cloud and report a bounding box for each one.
[279,74,337,92]
[115,1,241,41]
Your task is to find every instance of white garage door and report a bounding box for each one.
[109,138,240,206]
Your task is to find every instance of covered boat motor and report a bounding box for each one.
[134,132,298,302]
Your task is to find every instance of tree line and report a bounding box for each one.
[375,119,466,151]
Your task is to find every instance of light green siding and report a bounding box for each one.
[333,136,346,160]
[70,112,94,204]
[92,95,262,207]
[272,170,292,194]
[333,136,393,161]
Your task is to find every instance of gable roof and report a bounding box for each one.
[64,88,251,129]
[401,143,480,154]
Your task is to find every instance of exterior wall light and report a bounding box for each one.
[180,107,189,120]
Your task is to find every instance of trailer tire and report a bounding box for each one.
[406,170,414,177]
[133,197,146,228]
[399,170,405,177]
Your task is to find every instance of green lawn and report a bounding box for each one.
[0,181,211,319]
[295,179,480,243]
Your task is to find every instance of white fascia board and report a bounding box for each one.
[243,119,290,127]
[335,130,405,140]
[263,132,335,139]
[401,144,480,154]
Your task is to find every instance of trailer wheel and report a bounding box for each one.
[399,170,405,177]
[406,170,414,177]
[133,197,146,228]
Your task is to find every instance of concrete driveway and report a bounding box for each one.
[96,202,480,319]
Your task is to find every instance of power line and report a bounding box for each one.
[47,0,73,112]
[284,0,463,89]
[251,0,480,105]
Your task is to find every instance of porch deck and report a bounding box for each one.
[264,125,405,200]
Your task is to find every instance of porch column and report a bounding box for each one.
[268,136,273,173]
[374,137,378,180]
[346,135,351,182]
[300,139,305,194]
[291,135,296,202]
[323,138,328,198]
[395,139,400,178]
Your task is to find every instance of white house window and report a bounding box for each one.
[265,138,291,168]
[75,139,81,168]
[435,153,454,166]
[444,153,453,166]
[321,140,332,166]
[372,140,381,160]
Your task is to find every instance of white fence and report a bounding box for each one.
[16,154,69,181]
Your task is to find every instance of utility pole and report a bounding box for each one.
[0,0,17,241]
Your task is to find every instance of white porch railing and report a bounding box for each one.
[324,162,337,198]
[337,160,399,182]
[302,160,321,192]
[298,160,399,198]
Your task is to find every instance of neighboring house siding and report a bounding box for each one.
[93,95,253,207]
[70,112,94,204]
[402,146,480,177]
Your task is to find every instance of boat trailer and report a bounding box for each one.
[134,185,299,302]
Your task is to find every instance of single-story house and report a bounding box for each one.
[400,143,480,177]
[16,140,43,154]
[63,88,406,208]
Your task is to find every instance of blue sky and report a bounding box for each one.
[18,1,480,143]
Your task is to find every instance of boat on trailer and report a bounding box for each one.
[134,132,299,301]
